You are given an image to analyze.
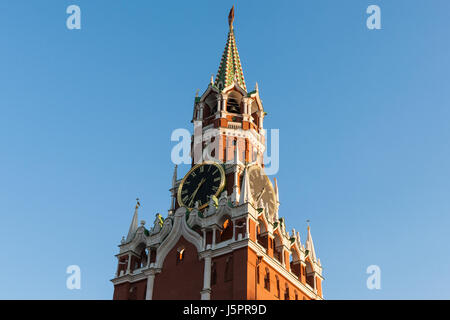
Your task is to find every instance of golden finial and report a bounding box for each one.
[228,6,235,29]
[135,197,140,209]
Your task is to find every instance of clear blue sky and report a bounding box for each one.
[1,0,449,299]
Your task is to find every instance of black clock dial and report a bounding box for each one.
[177,162,225,210]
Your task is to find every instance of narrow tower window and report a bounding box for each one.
[284,284,290,300]
[264,268,270,291]
[211,262,217,285]
[176,246,185,264]
[276,276,280,298]
[225,257,233,282]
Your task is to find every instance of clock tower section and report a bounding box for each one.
[111,7,324,300]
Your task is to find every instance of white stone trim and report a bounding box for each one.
[155,207,203,269]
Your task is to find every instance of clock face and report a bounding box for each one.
[247,164,277,219]
[177,162,226,210]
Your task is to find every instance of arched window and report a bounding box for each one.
[176,246,185,264]
[264,268,270,291]
[275,276,280,298]
[227,98,240,113]
[305,261,315,289]
[284,284,290,300]
[234,219,246,240]
[290,248,301,280]
[205,93,219,116]
[273,233,282,263]
[226,92,242,114]
[256,219,268,250]
[140,248,148,268]
[219,216,233,242]
[295,291,298,300]
[134,243,147,270]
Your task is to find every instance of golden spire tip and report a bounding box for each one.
[228,6,235,29]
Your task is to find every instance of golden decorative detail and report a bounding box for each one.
[228,6,235,29]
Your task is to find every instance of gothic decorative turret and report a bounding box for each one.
[126,199,140,243]
[239,166,253,206]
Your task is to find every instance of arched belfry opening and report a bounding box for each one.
[226,91,243,114]
[204,93,219,117]
[218,215,233,243]
[305,260,315,289]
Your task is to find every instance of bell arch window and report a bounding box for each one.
[226,92,242,114]
[227,98,240,113]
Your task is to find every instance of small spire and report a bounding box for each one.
[172,165,178,188]
[265,202,270,221]
[239,166,253,206]
[170,165,178,212]
[274,177,280,204]
[135,197,140,209]
[126,198,140,242]
[255,82,259,92]
[195,89,199,98]
[305,224,317,262]
[210,74,214,85]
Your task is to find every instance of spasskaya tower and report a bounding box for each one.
[111,7,324,300]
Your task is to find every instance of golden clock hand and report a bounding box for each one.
[255,186,266,202]
[188,178,206,206]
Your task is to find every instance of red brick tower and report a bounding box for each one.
[111,7,324,300]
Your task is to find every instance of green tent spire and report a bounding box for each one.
[214,7,247,91]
